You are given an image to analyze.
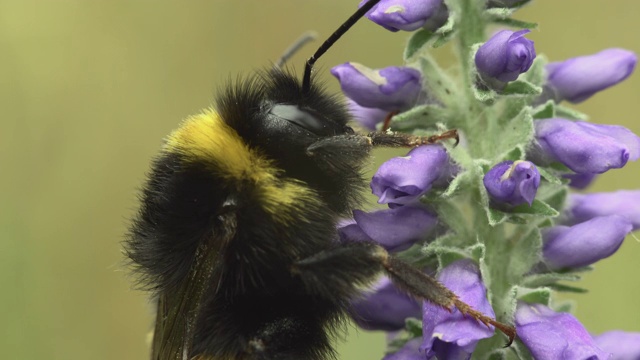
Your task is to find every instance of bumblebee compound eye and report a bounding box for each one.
[268,104,345,136]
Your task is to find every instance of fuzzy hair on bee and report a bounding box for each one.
[125,1,516,359]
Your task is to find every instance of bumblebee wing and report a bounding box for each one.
[151,210,237,360]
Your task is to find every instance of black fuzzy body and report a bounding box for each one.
[126,70,373,360]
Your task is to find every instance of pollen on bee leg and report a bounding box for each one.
[367,129,459,148]
[419,129,459,146]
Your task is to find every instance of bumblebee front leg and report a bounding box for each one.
[293,241,516,345]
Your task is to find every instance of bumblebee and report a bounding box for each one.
[126,1,515,359]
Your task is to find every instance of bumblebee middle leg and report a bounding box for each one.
[293,241,516,345]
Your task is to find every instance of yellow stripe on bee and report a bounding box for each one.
[164,109,320,223]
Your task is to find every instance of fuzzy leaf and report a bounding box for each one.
[487,208,508,226]
[425,244,470,268]
[473,84,496,102]
[404,28,434,60]
[508,199,560,217]
[405,318,423,337]
[492,17,538,29]
[538,186,568,212]
[507,227,542,284]
[492,106,534,160]
[556,105,589,120]
[547,283,588,293]
[501,79,543,96]
[418,55,462,110]
[523,55,548,87]
[517,286,552,305]
[536,166,563,185]
[483,7,515,20]
[436,12,455,34]
[532,100,556,119]
[432,30,455,48]
[430,199,471,242]
[487,351,507,360]
[390,104,451,131]
[507,216,528,224]
[501,147,524,161]
[553,300,576,313]
[468,243,486,264]
[441,171,471,198]
[521,273,581,288]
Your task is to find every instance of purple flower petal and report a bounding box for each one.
[483,160,541,206]
[383,338,423,360]
[563,172,598,189]
[475,30,536,83]
[371,145,452,206]
[542,215,632,270]
[546,48,637,103]
[593,331,640,360]
[331,63,422,112]
[567,190,640,230]
[515,302,610,360]
[338,205,438,252]
[359,0,446,32]
[351,276,421,331]
[346,98,389,131]
[534,118,640,174]
[421,260,495,359]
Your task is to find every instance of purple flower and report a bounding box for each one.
[371,145,454,207]
[593,331,640,360]
[331,63,422,112]
[563,172,597,190]
[346,98,389,131]
[542,215,632,270]
[350,276,421,331]
[421,260,495,359]
[359,0,446,32]
[338,204,438,252]
[567,190,640,230]
[534,118,640,174]
[475,30,536,83]
[483,160,540,206]
[383,338,423,360]
[546,48,637,103]
[515,302,609,360]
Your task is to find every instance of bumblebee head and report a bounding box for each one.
[216,69,368,213]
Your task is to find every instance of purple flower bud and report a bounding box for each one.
[567,190,640,230]
[350,276,421,331]
[383,338,423,360]
[563,172,597,190]
[542,215,632,270]
[475,30,536,83]
[515,302,609,360]
[338,204,438,252]
[346,98,389,131]
[359,0,446,32]
[534,118,640,174]
[546,48,637,103]
[371,145,454,207]
[483,160,540,206]
[421,260,495,359]
[331,63,422,112]
[593,331,640,360]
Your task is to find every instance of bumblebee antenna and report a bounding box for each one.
[301,0,382,94]
[275,31,318,69]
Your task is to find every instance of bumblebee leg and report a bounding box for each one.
[293,241,516,345]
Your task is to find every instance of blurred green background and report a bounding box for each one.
[2,1,639,359]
